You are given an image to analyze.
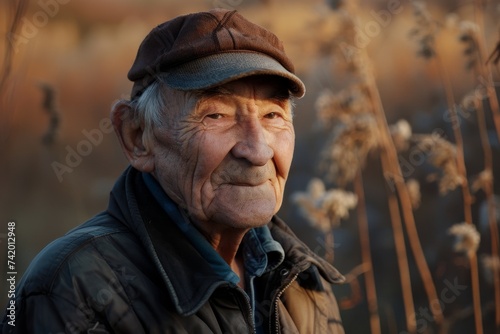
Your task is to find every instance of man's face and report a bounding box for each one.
[150,76,295,232]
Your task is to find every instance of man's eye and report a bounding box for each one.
[265,112,280,119]
[206,113,223,120]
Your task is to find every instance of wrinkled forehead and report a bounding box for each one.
[161,75,294,119]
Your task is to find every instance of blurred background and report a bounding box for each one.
[1,0,499,333]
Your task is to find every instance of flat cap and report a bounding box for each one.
[128,9,305,99]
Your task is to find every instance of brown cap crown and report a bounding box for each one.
[128,9,305,99]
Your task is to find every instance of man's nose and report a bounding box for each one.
[231,118,273,166]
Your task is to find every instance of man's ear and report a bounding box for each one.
[111,100,155,172]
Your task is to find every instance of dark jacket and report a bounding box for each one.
[1,167,345,333]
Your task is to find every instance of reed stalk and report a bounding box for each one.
[473,0,500,144]
[360,47,444,328]
[354,170,381,334]
[471,0,500,327]
[475,94,500,332]
[325,229,335,264]
[380,153,417,332]
[432,50,484,334]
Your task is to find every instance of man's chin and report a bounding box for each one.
[212,204,277,230]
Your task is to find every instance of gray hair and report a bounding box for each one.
[118,75,170,151]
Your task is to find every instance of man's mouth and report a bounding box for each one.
[226,179,270,187]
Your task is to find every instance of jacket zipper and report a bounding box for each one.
[233,286,257,334]
[246,293,257,334]
[272,272,299,334]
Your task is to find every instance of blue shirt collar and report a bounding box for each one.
[241,226,284,277]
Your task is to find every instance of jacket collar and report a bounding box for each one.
[107,166,344,316]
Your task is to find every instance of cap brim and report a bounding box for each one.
[162,52,305,98]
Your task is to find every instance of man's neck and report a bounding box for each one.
[199,226,247,263]
[193,223,248,286]
[231,253,246,289]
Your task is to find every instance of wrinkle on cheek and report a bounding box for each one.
[176,127,217,220]
[153,125,201,203]
[188,145,204,211]
[199,185,217,221]
[214,167,236,185]
[180,124,199,148]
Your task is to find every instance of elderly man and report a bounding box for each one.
[1,9,344,333]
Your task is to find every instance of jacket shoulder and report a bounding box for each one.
[18,212,134,296]
[269,216,344,285]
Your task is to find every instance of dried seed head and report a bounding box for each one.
[458,20,480,70]
[321,114,379,185]
[406,178,421,209]
[327,5,371,79]
[321,189,358,227]
[316,86,368,124]
[409,1,437,59]
[307,177,326,200]
[292,178,330,232]
[292,178,357,232]
[458,21,479,37]
[414,134,463,194]
[471,169,493,193]
[315,85,370,126]
[390,119,412,152]
[448,222,481,257]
